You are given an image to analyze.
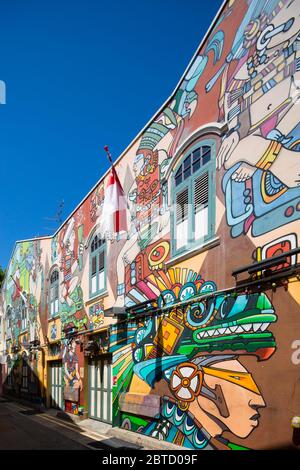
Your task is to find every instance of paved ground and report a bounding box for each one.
[0,398,182,451]
[0,398,136,450]
[0,399,93,450]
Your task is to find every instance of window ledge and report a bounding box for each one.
[167,237,220,267]
[86,290,108,306]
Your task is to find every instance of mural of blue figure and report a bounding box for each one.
[207,0,300,237]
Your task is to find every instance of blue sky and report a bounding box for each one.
[0,0,223,267]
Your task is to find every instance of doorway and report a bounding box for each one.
[88,354,112,424]
[49,361,63,409]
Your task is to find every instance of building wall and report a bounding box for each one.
[1,0,300,449]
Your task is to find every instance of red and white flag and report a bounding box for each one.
[11,274,29,306]
[99,165,128,238]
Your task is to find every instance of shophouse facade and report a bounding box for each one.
[1,0,300,450]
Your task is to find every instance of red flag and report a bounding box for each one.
[99,166,128,238]
[10,275,29,306]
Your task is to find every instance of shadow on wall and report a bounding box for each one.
[2,354,46,407]
[0,365,138,451]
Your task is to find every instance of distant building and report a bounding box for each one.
[1,0,300,450]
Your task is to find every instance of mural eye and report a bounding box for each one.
[184,300,215,329]
[219,296,236,319]
[148,241,170,270]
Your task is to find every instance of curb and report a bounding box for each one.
[55,410,186,450]
[55,410,188,450]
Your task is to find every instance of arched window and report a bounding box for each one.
[50,269,59,318]
[172,140,216,255]
[90,234,106,297]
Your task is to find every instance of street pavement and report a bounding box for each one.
[0,398,183,451]
[0,399,106,450]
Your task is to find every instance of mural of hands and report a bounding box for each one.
[217,130,240,170]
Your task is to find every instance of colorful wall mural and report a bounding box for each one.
[215,0,300,238]
[111,267,277,450]
[1,0,300,450]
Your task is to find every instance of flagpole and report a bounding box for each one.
[104,145,114,167]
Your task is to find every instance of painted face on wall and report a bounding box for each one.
[68,340,76,356]
[133,150,161,222]
[195,359,266,439]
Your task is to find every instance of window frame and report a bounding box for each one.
[89,233,107,298]
[171,139,216,258]
[49,268,60,319]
